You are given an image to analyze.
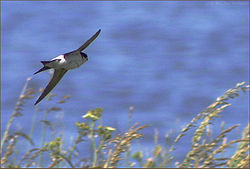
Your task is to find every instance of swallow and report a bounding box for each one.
[34,29,101,105]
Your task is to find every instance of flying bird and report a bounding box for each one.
[34,29,101,105]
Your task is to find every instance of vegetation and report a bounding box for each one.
[1,77,249,168]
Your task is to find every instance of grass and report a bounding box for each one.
[1,78,249,168]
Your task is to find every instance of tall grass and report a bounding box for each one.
[1,79,249,168]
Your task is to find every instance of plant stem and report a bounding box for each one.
[38,99,50,167]
[1,77,31,154]
[90,121,97,167]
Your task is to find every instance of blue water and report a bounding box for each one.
[1,1,249,167]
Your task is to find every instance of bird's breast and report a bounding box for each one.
[63,52,86,70]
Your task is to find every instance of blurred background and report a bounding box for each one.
[1,1,249,165]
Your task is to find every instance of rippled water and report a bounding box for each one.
[1,1,249,165]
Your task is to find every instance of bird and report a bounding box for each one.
[34,29,101,105]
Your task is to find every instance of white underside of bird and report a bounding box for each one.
[47,51,87,70]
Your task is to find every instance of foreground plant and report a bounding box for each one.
[75,108,117,167]
[1,80,249,168]
[174,82,250,168]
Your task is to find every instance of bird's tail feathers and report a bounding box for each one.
[34,66,50,75]
[34,59,60,75]
[41,60,52,66]
[41,59,61,65]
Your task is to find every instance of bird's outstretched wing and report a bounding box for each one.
[76,29,101,52]
[35,69,68,105]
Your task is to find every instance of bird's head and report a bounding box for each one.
[80,52,88,61]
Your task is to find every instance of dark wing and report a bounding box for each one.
[76,29,101,52]
[34,69,68,105]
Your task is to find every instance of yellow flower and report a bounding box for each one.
[104,126,116,132]
[75,122,89,130]
[82,108,103,121]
